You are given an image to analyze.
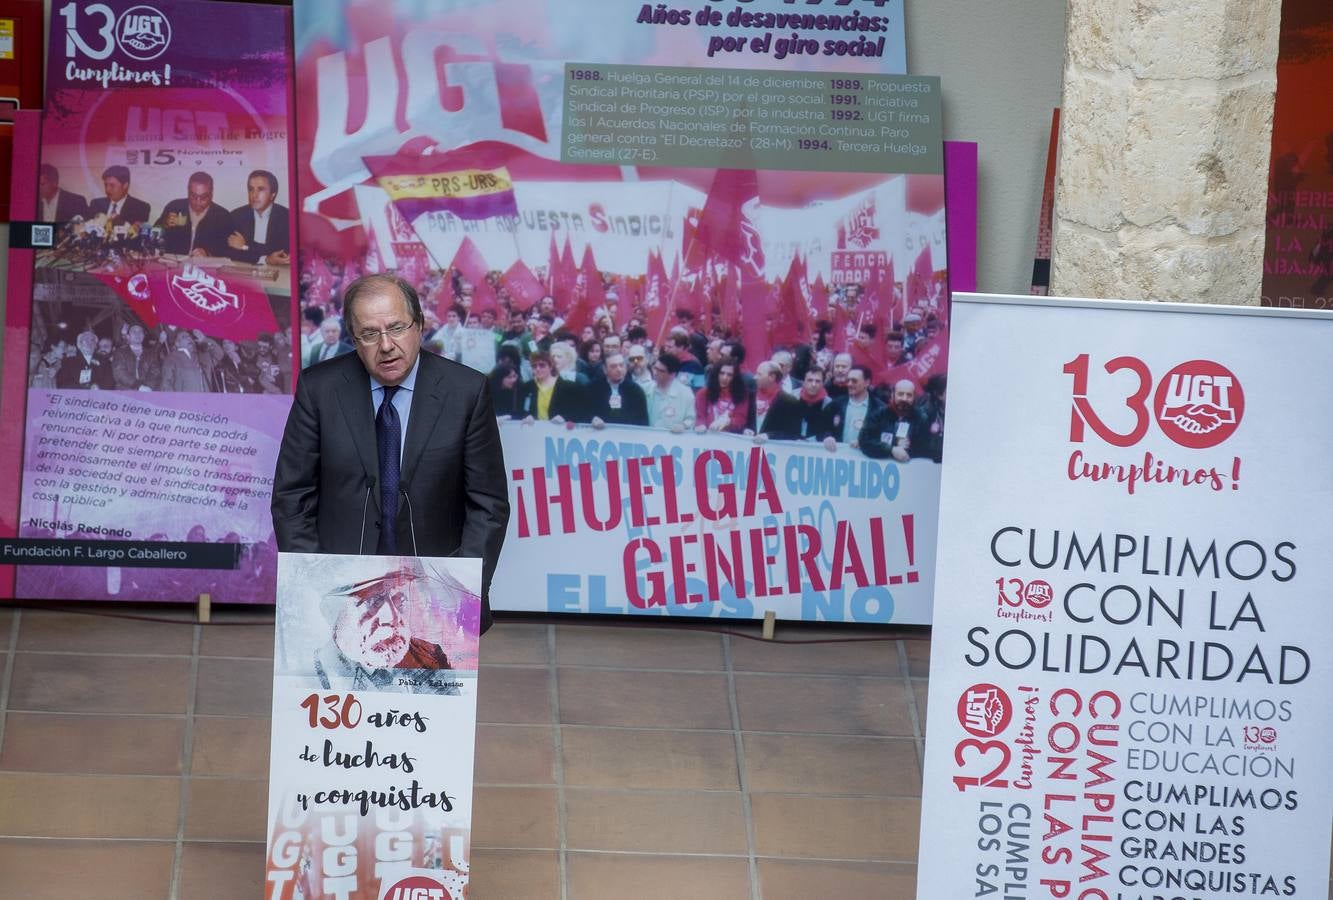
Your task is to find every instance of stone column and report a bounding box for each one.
[1050,0,1281,304]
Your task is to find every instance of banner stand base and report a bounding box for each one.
[196,593,211,624]
[761,611,776,641]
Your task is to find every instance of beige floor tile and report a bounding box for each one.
[751,794,920,861]
[758,859,917,900]
[198,619,275,658]
[471,786,559,848]
[565,788,747,854]
[0,712,183,775]
[729,630,900,675]
[567,852,751,900]
[17,608,195,655]
[0,839,174,899]
[192,716,270,778]
[195,657,273,716]
[477,665,553,724]
[177,841,266,900]
[736,673,914,736]
[0,772,179,838]
[555,624,725,669]
[558,668,732,729]
[913,681,929,734]
[481,623,550,664]
[562,727,739,790]
[474,724,556,785]
[744,733,920,795]
[470,849,560,899]
[904,637,931,678]
[7,653,190,714]
[184,777,268,841]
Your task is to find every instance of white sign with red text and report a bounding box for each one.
[917,295,1333,900]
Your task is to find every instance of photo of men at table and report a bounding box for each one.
[299,251,949,464]
[38,164,290,265]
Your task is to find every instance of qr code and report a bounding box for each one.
[31,225,54,247]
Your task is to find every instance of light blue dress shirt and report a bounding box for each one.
[369,355,420,463]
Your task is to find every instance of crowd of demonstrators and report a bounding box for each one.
[299,254,949,462]
[30,321,292,394]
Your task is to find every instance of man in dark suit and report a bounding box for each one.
[272,274,510,632]
[226,169,291,265]
[155,172,234,257]
[825,364,884,451]
[88,165,151,225]
[56,331,113,390]
[587,353,648,427]
[752,360,803,440]
[37,165,88,223]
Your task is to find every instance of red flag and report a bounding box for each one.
[643,250,670,341]
[907,245,933,312]
[770,254,811,349]
[450,237,498,315]
[561,245,603,334]
[547,233,560,293]
[97,265,279,342]
[502,259,545,311]
[363,222,385,274]
[687,169,763,275]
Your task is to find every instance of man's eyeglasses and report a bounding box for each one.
[354,322,418,346]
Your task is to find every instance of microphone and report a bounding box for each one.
[357,479,373,555]
[400,490,420,558]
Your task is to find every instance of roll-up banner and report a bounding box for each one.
[917,294,1333,899]
[295,0,955,623]
[0,0,295,603]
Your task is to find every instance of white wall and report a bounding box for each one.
[908,0,1068,293]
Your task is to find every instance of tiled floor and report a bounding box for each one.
[0,604,931,898]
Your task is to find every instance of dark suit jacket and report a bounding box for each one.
[828,393,885,444]
[227,203,290,263]
[516,377,584,422]
[156,200,234,256]
[89,195,152,225]
[587,378,648,426]
[756,391,805,440]
[46,189,89,222]
[271,351,510,633]
[307,339,354,369]
[55,353,114,390]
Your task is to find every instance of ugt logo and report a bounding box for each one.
[1063,355,1244,450]
[117,6,171,61]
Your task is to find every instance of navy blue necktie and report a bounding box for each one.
[376,385,401,555]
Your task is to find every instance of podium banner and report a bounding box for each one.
[917,295,1333,900]
[266,553,482,900]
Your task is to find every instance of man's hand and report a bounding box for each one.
[695,424,708,434]
[671,424,686,434]
[227,232,248,250]
[591,416,606,429]
[823,436,837,453]
[753,433,768,445]
[551,415,566,425]
[268,249,291,265]
[190,247,208,257]
[165,212,186,228]
[891,447,909,463]
[521,415,535,425]
[138,385,152,392]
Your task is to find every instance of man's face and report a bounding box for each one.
[802,370,824,399]
[508,312,525,332]
[187,180,212,216]
[77,334,97,355]
[706,339,724,365]
[605,354,627,384]
[247,175,275,212]
[531,359,552,381]
[320,320,341,345]
[333,587,411,668]
[847,370,868,399]
[538,297,555,316]
[602,335,622,357]
[445,310,461,327]
[97,338,114,355]
[886,337,904,360]
[175,331,194,351]
[39,172,58,201]
[128,326,145,347]
[103,176,129,203]
[832,355,851,380]
[652,360,673,388]
[480,310,496,329]
[893,383,915,413]
[756,364,777,392]
[774,353,792,375]
[531,318,549,338]
[628,350,646,372]
[350,287,422,387]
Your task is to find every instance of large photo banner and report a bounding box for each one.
[296,0,948,622]
[1263,0,1333,310]
[917,295,1333,898]
[267,553,482,900]
[2,0,295,602]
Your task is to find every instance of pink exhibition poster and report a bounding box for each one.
[0,0,295,602]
